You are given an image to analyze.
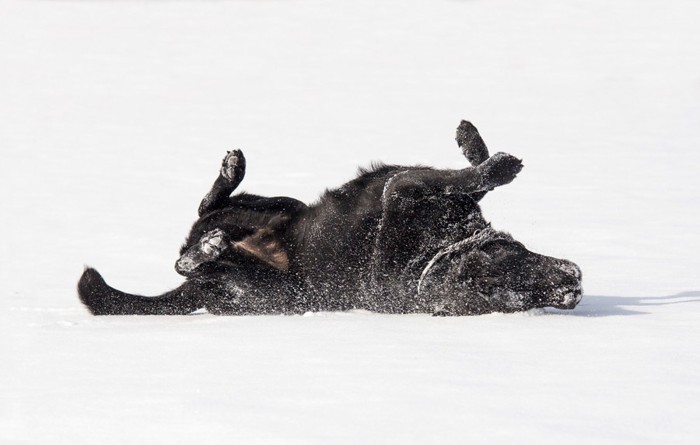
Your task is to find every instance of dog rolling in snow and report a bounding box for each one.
[78,121,582,316]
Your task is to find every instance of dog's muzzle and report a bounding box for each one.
[547,259,583,309]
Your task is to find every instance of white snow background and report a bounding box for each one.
[1,0,700,443]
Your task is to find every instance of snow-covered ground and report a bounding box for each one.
[2,0,699,443]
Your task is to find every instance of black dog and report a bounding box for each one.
[78,121,582,316]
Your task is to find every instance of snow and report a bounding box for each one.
[1,0,700,443]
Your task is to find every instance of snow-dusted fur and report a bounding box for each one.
[78,121,582,316]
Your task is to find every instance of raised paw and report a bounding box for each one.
[456,120,489,166]
[477,152,523,190]
[199,228,228,256]
[221,149,246,183]
[175,229,230,276]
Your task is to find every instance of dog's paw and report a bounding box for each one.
[199,228,228,257]
[477,152,523,190]
[456,120,489,166]
[221,149,246,182]
[175,229,230,275]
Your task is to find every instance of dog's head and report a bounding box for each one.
[420,228,582,314]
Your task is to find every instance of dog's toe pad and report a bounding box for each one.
[221,149,246,182]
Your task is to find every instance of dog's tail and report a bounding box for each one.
[77,267,204,315]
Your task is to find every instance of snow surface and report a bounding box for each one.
[2,0,700,443]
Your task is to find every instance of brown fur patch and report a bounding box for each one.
[233,229,289,271]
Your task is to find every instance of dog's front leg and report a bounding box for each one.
[456,120,490,167]
[175,228,230,276]
[455,120,491,202]
[198,149,247,216]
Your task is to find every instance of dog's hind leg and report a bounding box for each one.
[198,150,247,216]
[455,120,491,202]
[78,268,207,315]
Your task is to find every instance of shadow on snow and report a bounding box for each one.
[546,291,700,317]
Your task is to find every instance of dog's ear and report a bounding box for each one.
[233,228,289,271]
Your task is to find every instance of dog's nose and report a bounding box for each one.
[550,259,583,308]
[555,285,583,309]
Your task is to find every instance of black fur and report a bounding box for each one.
[78,121,582,316]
